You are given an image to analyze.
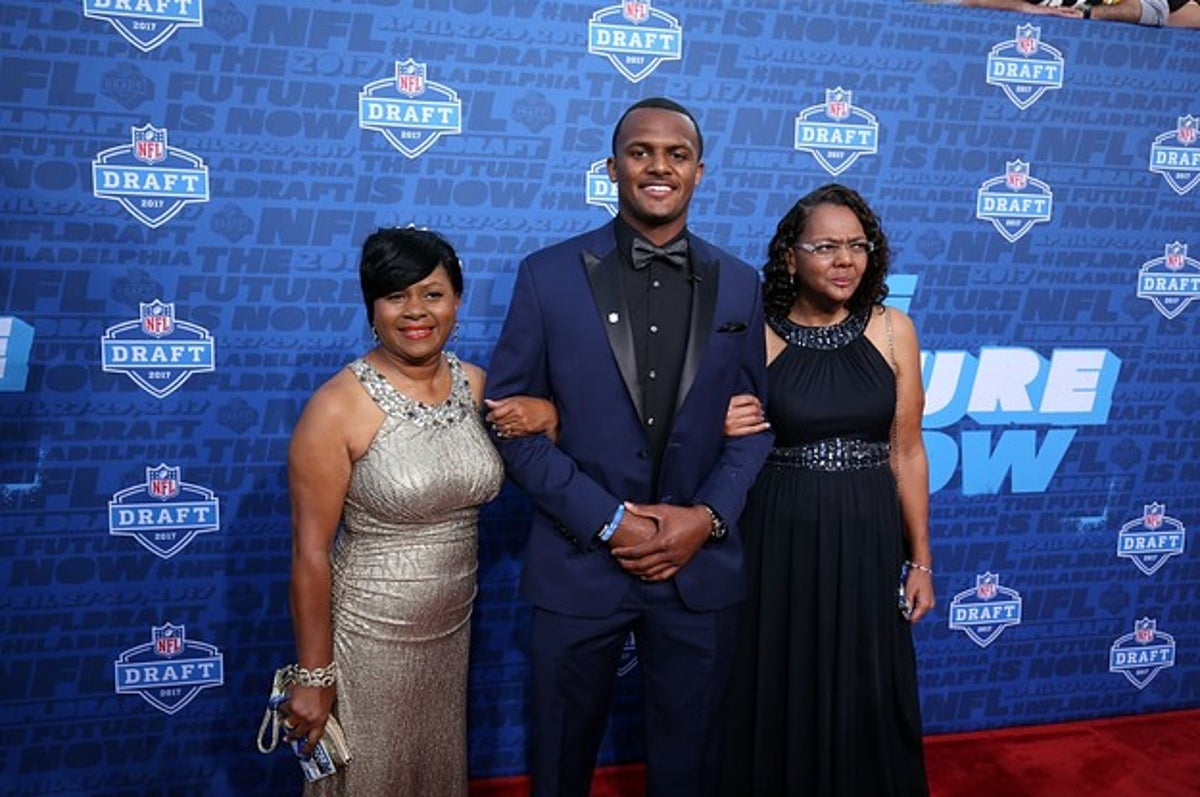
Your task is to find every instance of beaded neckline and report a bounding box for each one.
[768,306,869,350]
[349,352,475,429]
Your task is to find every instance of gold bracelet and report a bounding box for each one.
[905,560,933,575]
[292,661,337,688]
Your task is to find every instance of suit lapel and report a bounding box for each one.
[583,248,645,422]
[676,243,718,413]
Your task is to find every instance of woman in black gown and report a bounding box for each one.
[719,184,935,796]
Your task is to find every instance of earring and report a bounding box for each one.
[371,326,379,341]
[451,323,460,344]
[788,273,796,287]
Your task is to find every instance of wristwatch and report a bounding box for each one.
[699,504,728,541]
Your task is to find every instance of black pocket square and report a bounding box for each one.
[716,322,747,333]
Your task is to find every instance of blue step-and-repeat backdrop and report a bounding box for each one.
[1,1,1198,793]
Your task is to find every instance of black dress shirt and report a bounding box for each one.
[612,217,694,490]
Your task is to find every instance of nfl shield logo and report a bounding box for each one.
[395,59,426,97]
[976,573,998,600]
[825,88,851,121]
[1178,115,1198,145]
[623,1,649,22]
[1164,244,1186,271]
[1143,502,1166,529]
[148,464,181,500]
[140,300,175,337]
[1015,24,1039,55]
[1135,619,1156,644]
[1006,160,1029,190]
[154,624,184,657]
[132,124,166,165]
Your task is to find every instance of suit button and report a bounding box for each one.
[637,450,650,459]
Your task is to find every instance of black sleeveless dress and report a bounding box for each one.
[720,307,928,796]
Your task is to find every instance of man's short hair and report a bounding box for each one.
[611,97,704,159]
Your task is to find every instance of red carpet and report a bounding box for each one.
[924,708,1200,797]
[470,763,645,797]
[469,709,1200,796]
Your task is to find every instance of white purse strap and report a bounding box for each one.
[255,666,293,754]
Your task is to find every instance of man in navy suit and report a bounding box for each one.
[485,97,773,797]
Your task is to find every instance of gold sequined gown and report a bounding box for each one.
[307,353,504,796]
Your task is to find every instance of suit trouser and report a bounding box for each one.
[529,579,741,797]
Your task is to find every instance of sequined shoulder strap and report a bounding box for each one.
[347,357,395,410]
[442,352,474,403]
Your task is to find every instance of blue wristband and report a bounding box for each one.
[598,504,625,543]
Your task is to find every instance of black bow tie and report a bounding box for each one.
[631,237,689,271]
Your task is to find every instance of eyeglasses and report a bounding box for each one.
[795,240,875,259]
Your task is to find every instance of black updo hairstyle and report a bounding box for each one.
[359,227,464,326]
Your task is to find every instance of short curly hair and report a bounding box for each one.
[762,183,891,319]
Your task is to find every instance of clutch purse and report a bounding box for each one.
[898,562,913,621]
[256,665,352,782]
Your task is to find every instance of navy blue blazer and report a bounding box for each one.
[485,222,773,617]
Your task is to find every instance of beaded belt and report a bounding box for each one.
[767,438,891,472]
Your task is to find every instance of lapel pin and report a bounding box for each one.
[608,312,619,323]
